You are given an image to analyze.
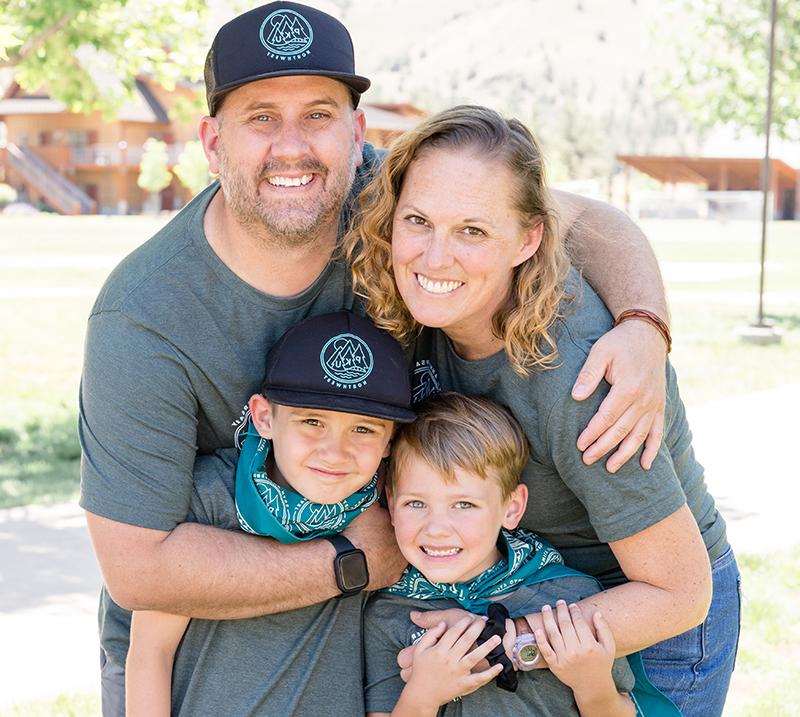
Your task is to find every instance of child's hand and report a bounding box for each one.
[402,616,504,710]
[397,608,483,682]
[534,601,616,693]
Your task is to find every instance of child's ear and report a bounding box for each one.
[501,483,528,530]
[248,394,275,439]
[381,438,393,460]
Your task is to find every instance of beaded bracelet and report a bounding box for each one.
[614,308,672,353]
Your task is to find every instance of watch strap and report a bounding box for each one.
[324,534,357,554]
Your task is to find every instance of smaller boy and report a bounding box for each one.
[125,311,416,717]
[365,393,677,717]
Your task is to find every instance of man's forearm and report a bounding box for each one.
[551,189,669,321]
[87,501,404,618]
[89,515,340,618]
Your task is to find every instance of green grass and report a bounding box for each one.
[0,215,165,509]
[643,219,800,407]
[724,550,800,716]
[0,692,100,717]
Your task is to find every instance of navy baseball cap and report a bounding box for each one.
[205,1,371,115]
[262,311,416,423]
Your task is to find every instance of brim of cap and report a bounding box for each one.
[264,387,416,423]
[212,69,371,108]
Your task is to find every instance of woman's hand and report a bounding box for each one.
[571,320,667,472]
[399,617,503,712]
[534,602,615,690]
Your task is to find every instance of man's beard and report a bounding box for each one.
[217,141,358,249]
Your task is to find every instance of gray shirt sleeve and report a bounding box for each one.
[79,311,200,530]
[541,368,687,544]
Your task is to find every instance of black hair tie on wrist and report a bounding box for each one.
[476,603,517,692]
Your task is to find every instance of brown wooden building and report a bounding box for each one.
[0,79,424,215]
[617,154,799,220]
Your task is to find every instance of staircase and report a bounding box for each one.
[4,143,96,215]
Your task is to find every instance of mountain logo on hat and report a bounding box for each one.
[259,8,314,60]
[320,333,374,388]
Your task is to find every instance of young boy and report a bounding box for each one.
[125,311,416,717]
[365,393,678,717]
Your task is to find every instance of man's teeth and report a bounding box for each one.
[267,174,313,187]
[416,274,463,294]
[422,546,461,557]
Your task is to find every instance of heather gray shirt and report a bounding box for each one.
[171,452,366,717]
[412,272,728,586]
[365,576,634,716]
[79,145,380,667]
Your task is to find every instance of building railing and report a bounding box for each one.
[70,142,186,167]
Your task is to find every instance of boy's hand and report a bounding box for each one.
[534,601,616,692]
[397,608,483,682]
[401,617,503,711]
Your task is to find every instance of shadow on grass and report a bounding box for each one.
[765,313,800,331]
[0,413,81,509]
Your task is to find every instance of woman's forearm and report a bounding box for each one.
[526,506,712,656]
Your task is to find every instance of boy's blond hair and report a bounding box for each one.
[388,393,529,499]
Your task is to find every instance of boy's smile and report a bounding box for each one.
[250,397,393,505]
[389,451,527,584]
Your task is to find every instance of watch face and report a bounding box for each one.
[519,643,540,665]
[338,551,369,592]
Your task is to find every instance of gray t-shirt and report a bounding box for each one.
[412,272,727,586]
[171,451,366,717]
[365,576,634,716]
[79,144,380,667]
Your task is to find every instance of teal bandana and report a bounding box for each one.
[385,529,572,613]
[234,421,378,544]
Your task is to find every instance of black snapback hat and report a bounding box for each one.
[262,311,415,423]
[205,1,371,115]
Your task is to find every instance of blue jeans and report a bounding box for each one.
[641,546,741,717]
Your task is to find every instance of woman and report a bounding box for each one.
[345,105,740,717]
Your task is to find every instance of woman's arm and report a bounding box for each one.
[524,505,712,656]
[126,610,191,717]
[405,506,711,666]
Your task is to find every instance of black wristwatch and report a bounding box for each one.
[324,535,369,597]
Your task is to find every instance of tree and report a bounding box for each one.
[0,0,208,113]
[138,138,171,211]
[173,140,211,197]
[666,0,800,139]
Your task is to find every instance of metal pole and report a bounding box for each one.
[757,0,777,326]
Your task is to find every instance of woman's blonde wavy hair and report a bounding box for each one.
[343,105,570,375]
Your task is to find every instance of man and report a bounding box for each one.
[80,2,671,715]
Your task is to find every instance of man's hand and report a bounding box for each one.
[397,608,480,682]
[342,503,406,591]
[571,320,667,472]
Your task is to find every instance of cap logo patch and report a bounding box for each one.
[320,333,373,389]
[259,9,313,61]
